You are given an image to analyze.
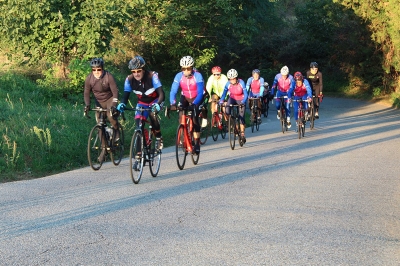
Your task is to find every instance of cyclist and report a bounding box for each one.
[84,57,120,162]
[288,72,312,128]
[246,69,265,122]
[219,69,248,142]
[170,56,205,155]
[117,55,165,152]
[206,66,229,118]
[306,62,323,118]
[271,65,295,128]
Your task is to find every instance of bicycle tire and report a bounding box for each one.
[298,121,302,139]
[280,106,286,134]
[302,119,305,137]
[130,131,144,184]
[229,116,236,150]
[263,100,269,118]
[191,133,200,165]
[256,110,260,131]
[210,112,219,141]
[251,110,255,133]
[149,132,161,177]
[175,124,187,170]
[221,116,227,139]
[87,125,104,171]
[111,124,124,166]
[199,117,209,145]
[310,102,315,130]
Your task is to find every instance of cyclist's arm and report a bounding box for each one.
[270,74,279,95]
[259,77,265,96]
[108,73,119,106]
[155,86,165,105]
[245,77,252,92]
[220,82,229,102]
[121,76,132,105]
[193,72,205,106]
[240,79,248,103]
[319,72,323,93]
[303,79,313,98]
[206,76,213,96]
[83,74,92,106]
[169,73,181,105]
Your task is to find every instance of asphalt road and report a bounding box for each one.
[1,97,400,265]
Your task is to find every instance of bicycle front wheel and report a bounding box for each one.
[111,124,124,166]
[250,111,255,133]
[149,132,161,177]
[229,116,236,150]
[210,112,219,141]
[221,115,227,139]
[310,103,315,130]
[87,125,104,171]
[130,131,144,184]
[263,100,269,118]
[256,110,260,131]
[175,125,187,170]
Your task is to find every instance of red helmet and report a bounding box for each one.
[294,71,303,81]
[211,66,222,74]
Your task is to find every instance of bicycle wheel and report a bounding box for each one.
[130,131,144,184]
[210,112,219,141]
[250,110,255,133]
[87,125,104,171]
[191,133,200,165]
[310,102,315,130]
[229,116,236,150]
[175,125,187,170]
[263,100,269,118]
[221,115,227,139]
[298,121,302,139]
[302,119,305,138]
[149,132,161,177]
[280,107,286,134]
[111,124,124,166]
[256,109,260,131]
[199,118,209,145]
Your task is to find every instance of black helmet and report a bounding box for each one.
[310,62,318,68]
[90,57,104,68]
[252,69,260,74]
[128,55,146,70]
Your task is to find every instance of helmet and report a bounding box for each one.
[90,58,104,68]
[128,55,146,70]
[310,62,318,68]
[252,69,260,74]
[294,71,303,81]
[211,66,222,74]
[280,66,289,76]
[180,56,194,67]
[227,69,238,79]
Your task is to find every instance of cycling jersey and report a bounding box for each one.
[122,70,163,105]
[84,71,119,105]
[170,71,204,105]
[288,79,312,98]
[246,77,265,97]
[306,70,323,95]
[221,79,248,102]
[271,73,295,94]
[206,74,228,98]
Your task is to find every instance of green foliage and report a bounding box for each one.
[67,58,91,93]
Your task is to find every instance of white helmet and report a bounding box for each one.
[180,56,194,67]
[280,66,289,76]
[227,69,238,79]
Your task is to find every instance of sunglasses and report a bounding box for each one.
[213,73,221,76]
[92,68,102,72]
[181,67,192,71]
[131,69,142,74]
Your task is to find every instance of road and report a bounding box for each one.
[1,97,400,265]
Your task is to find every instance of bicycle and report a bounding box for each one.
[294,98,308,139]
[124,107,162,184]
[227,104,246,150]
[210,101,228,141]
[309,95,316,130]
[198,104,209,145]
[166,105,200,170]
[248,97,262,133]
[86,107,124,171]
[274,96,289,133]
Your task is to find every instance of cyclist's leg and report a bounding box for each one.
[149,110,163,150]
[187,97,201,154]
[238,100,246,141]
[276,91,282,119]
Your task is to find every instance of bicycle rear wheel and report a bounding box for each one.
[130,131,144,184]
[87,125,104,171]
[111,124,124,166]
[229,116,236,150]
[191,134,200,165]
[149,132,161,177]
[175,125,187,170]
[210,112,219,141]
[199,118,209,145]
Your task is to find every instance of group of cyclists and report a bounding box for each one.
[83,55,323,163]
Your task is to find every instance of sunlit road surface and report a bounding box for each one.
[1,97,400,265]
